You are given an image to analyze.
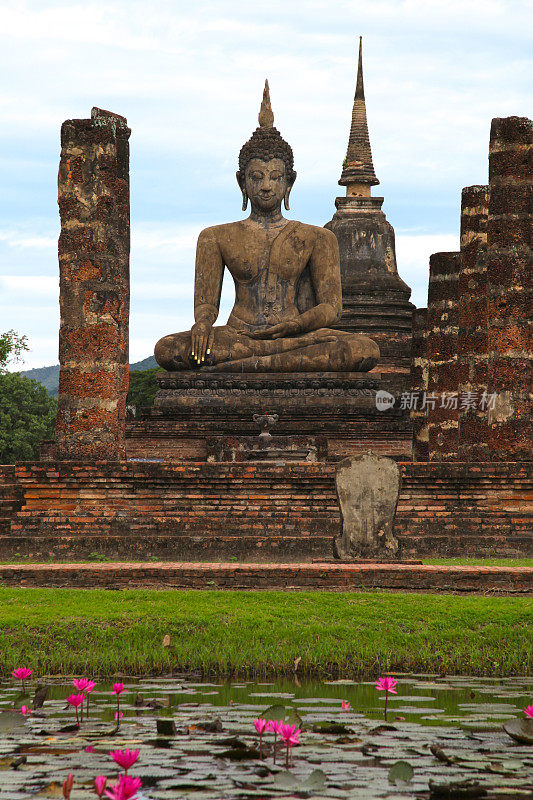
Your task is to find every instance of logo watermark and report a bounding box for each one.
[376,390,498,412]
[375,390,396,411]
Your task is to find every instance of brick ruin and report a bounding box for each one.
[55,108,131,460]
[0,96,531,565]
[415,116,532,463]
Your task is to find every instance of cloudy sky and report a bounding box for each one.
[0,0,531,369]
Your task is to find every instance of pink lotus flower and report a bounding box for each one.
[279,723,301,768]
[112,684,124,726]
[254,718,268,734]
[524,705,533,718]
[20,705,30,716]
[110,749,140,774]
[73,677,90,692]
[85,745,95,753]
[62,772,74,799]
[253,718,268,758]
[67,693,84,707]
[375,677,398,694]
[83,680,96,717]
[11,667,33,691]
[94,775,107,798]
[341,700,351,711]
[67,693,85,726]
[104,775,142,800]
[375,676,398,720]
[267,718,283,763]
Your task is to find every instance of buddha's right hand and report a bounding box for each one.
[190,321,214,366]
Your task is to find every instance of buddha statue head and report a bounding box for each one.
[237,80,297,212]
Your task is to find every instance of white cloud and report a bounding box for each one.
[396,233,459,308]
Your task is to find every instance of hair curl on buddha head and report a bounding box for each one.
[237,81,296,210]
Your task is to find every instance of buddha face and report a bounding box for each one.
[241,157,291,214]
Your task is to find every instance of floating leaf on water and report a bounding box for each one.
[370,724,398,734]
[311,722,352,735]
[0,712,25,733]
[388,760,414,785]
[156,718,176,736]
[503,718,533,745]
[273,770,299,790]
[218,745,260,761]
[273,769,327,794]
[300,769,327,791]
[428,778,487,798]
[262,703,302,728]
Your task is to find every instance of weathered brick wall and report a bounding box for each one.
[56,107,130,460]
[484,117,532,460]
[426,252,461,460]
[457,185,490,459]
[410,307,429,461]
[125,419,413,462]
[0,466,23,535]
[0,461,530,561]
[0,562,530,593]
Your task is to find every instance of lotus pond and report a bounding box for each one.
[1,674,532,799]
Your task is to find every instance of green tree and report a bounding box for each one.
[0,330,28,373]
[0,331,56,463]
[127,367,162,410]
[0,372,57,463]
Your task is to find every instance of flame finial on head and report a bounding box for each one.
[258,79,274,128]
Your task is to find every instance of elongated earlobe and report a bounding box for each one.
[237,170,248,211]
[283,187,291,211]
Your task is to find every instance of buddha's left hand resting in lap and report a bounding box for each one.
[155,82,379,374]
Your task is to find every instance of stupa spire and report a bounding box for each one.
[339,37,379,193]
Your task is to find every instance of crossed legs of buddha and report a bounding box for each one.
[154,326,379,373]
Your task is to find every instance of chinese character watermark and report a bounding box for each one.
[377,391,498,412]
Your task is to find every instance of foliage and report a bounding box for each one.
[0,373,57,463]
[0,589,530,677]
[127,367,162,410]
[0,330,28,374]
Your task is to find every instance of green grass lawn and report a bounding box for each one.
[0,588,530,678]
[0,556,531,566]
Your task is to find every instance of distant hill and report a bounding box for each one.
[21,355,157,396]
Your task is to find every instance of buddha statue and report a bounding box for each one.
[154,82,379,374]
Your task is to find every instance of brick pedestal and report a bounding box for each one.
[55,107,131,460]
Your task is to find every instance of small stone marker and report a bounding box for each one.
[333,451,400,560]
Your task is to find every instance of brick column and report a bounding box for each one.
[426,251,461,460]
[457,185,490,459]
[55,108,130,460]
[484,116,532,460]
[410,307,429,461]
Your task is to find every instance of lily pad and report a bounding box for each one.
[428,778,487,798]
[273,769,327,794]
[0,712,25,733]
[262,703,302,728]
[503,718,533,745]
[388,759,414,785]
